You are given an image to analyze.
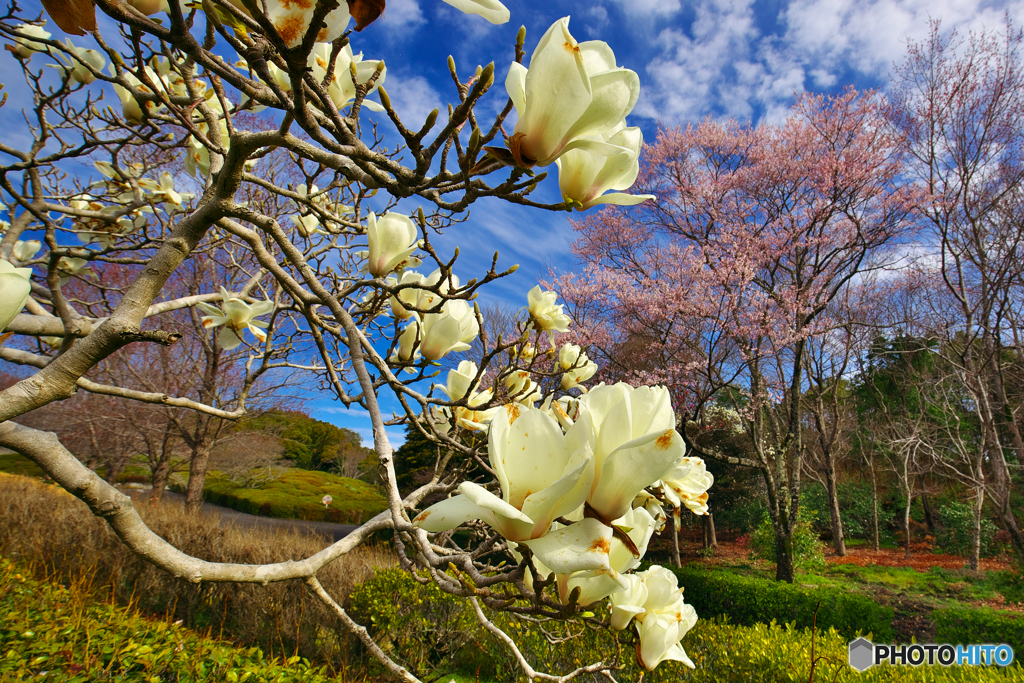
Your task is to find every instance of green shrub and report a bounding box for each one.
[937,502,1000,558]
[802,482,885,541]
[349,567,483,676]
[350,567,1022,683]
[750,508,826,570]
[0,557,335,683]
[668,565,895,641]
[191,468,388,522]
[935,606,1024,651]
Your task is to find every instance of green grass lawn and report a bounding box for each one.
[195,468,388,523]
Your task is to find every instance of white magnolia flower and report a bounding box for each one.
[387,270,427,320]
[357,212,422,278]
[263,0,351,48]
[0,260,33,332]
[309,43,386,112]
[632,490,668,532]
[433,360,498,431]
[56,257,91,285]
[291,214,325,238]
[414,405,598,566]
[392,317,422,363]
[140,172,193,209]
[185,138,211,178]
[557,125,655,210]
[609,566,698,669]
[567,383,686,523]
[563,505,658,606]
[504,17,639,168]
[442,0,509,23]
[8,24,51,60]
[527,285,571,333]
[558,343,598,390]
[655,457,714,516]
[49,40,106,85]
[609,573,648,630]
[110,65,166,123]
[195,287,275,350]
[419,299,479,361]
[12,240,42,262]
[504,370,541,405]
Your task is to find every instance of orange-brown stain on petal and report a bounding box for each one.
[589,537,611,554]
[274,14,307,47]
[655,430,675,450]
[506,403,521,424]
[563,40,581,54]
[414,510,430,523]
[279,0,313,9]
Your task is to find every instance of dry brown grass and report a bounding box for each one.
[0,473,396,674]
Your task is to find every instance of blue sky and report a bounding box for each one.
[4,0,1022,447]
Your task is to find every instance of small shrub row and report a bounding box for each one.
[351,568,1022,683]
[667,565,895,641]
[0,557,335,683]
[935,607,1024,651]
[195,469,388,522]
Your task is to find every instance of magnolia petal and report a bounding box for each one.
[586,192,656,208]
[520,518,613,575]
[218,327,244,350]
[442,0,509,24]
[519,453,596,536]
[0,273,32,333]
[458,481,535,526]
[505,62,528,116]
[560,68,640,144]
[590,429,685,522]
[412,491,499,532]
[516,18,592,166]
[489,404,571,509]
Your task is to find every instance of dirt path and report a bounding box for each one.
[124,487,360,542]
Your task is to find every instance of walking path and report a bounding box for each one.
[125,487,359,542]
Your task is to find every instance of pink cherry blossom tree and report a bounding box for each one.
[557,89,920,582]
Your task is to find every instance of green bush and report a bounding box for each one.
[0,557,335,683]
[190,468,388,522]
[935,606,1024,651]
[937,502,1000,558]
[668,565,895,641]
[350,567,1022,683]
[750,508,826,570]
[802,482,885,541]
[349,567,484,676]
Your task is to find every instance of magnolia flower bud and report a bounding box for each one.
[556,124,655,210]
[364,212,422,278]
[49,40,106,85]
[0,260,33,332]
[12,240,42,262]
[8,24,51,60]
[419,299,479,361]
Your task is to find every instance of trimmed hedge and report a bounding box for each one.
[196,469,388,522]
[351,568,1022,683]
[935,607,1024,651]
[668,565,895,641]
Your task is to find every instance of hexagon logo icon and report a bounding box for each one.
[848,638,874,672]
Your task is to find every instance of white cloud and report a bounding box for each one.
[378,0,427,31]
[609,0,682,16]
[383,73,443,129]
[632,0,1024,124]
